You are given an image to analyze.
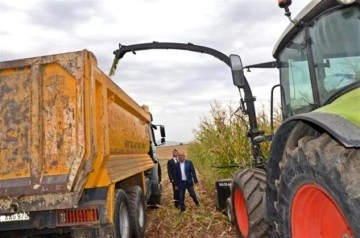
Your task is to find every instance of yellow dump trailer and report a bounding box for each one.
[0,50,165,237]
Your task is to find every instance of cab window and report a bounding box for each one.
[279,31,313,117]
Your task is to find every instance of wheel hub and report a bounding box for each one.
[234,189,249,237]
[291,184,353,237]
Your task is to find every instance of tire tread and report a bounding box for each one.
[232,168,270,238]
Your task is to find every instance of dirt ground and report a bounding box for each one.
[145,145,236,238]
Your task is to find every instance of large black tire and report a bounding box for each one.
[148,163,162,206]
[231,168,269,238]
[275,133,360,237]
[114,189,132,238]
[148,183,162,206]
[148,193,161,206]
[126,186,146,238]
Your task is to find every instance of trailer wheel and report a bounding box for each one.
[114,189,131,238]
[148,163,162,206]
[148,183,162,206]
[231,168,269,237]
[276,133,360,237]
[226,197,234,224]
[127,186,146,238]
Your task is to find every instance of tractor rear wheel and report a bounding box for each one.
[231,168,269,237]
[275,133,360,237]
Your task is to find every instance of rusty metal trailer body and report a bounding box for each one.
[0,50,164,236]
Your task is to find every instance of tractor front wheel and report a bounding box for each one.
[231,168,269,237]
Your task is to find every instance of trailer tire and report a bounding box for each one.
[148,183,162,206]
[231,168,269,238]
[127,186,146,238]
[148,163,162,206]
[114,189,132,238]
[275,133,360,237]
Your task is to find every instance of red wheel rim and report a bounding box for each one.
[291,184,354,237]
[234,188,249,237]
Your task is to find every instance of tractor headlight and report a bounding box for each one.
[337,0,356,5]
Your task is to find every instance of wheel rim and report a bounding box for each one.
[226,201,232,223]
[234,188,249,237]
[291,184,354,238]
[138,200,145,228]
[119,203,130,238]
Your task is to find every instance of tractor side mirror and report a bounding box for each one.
[160,125,166,145]
[160,125,166,138]
[230,54,246,88]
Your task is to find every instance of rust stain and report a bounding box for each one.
[42,65,77,175]
[0,69,31,178]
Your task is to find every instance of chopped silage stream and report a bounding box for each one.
[145,158,236,238]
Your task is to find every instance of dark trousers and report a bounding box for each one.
[178,181,199,210]
[172,183,179,207]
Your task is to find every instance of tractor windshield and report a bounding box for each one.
[279,5,360,117]
[310,5,360,103]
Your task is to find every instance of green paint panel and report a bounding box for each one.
[316,87,360,127]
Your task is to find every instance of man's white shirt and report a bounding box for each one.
[180,162,187,181]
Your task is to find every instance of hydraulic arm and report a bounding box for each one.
[110,41,266,168]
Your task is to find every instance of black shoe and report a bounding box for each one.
[180,207,186,212]
[195,202,200,207]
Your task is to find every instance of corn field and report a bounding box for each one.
[188,101,282,189]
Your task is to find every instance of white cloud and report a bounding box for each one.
[0,0,310,142]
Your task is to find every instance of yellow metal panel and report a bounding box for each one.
[67,51,97,195]
[0,51,89,199]
[140,172,147,195]
[108,101,150,154]
[85,80,108,187]
[95,69,151,125]
[106,154,154,183]
[30,65,42,183]
[106,183,115,223]
[0,67,32,179]
[42,63,77,175]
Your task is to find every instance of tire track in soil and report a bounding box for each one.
[145,158,236,238]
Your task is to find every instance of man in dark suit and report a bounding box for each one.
[174,152,199,212]
[167,149,179,208]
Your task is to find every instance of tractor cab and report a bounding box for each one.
[274,0,360,118]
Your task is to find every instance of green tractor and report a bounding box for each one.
[229,0,360,237]
[109,2,359,235]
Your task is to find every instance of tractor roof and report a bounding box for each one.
[272,0,343,58]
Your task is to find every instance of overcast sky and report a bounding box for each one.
[0,0,310,143]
